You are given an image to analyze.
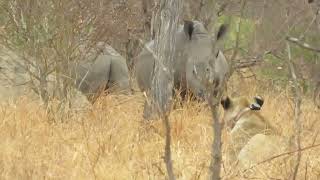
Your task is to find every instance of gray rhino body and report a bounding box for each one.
[73,44,130,101]
[135,21,229,119]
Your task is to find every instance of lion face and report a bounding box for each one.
[221,96,264,129]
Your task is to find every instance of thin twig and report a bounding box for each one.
[78,69,90,89]
[304,158,309,180]
[242,143,320,173]
[209,82,226,180]
[163,114,175,180]
[286,42,302,180]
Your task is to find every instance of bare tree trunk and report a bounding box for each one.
[286,42,302,180]
[151,0,182,179]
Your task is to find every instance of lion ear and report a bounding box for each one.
[249,103,261,111]
[221,96,231,110]
[254,95,264,107]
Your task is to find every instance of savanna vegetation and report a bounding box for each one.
[0,0,319,179]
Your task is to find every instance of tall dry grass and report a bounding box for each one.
[0,79,319,180]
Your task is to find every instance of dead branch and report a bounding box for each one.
[286,36,320,53]
[242,143,320,173]
[234,50,272,69]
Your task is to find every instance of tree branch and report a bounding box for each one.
[234,50,271,69]
[286,36,320,53]
[241,143,320,173]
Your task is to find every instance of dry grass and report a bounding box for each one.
[0,80,319,180]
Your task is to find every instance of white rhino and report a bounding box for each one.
[0,46,91,112]
[135,20,229,119]
[73,44,130,102]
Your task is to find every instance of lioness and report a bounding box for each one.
[221,95,289,168]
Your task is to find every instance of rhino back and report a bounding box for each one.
[109,55,130,90]
[75,55,111,95]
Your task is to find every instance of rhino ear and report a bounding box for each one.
[221,96,231,110]
[184,20,194,40]
[216,24,228,41]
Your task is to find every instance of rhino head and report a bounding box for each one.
[184,21,229,99]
